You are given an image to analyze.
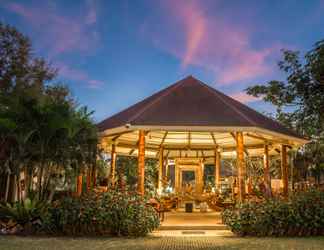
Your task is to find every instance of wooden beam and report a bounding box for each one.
[116,142,267,154]
[101,130,134,138]
[210,132,218,147]
[236,132,246,202]
[263,144,272,197]
[281,145,289,198]
[129,148,135,155]
[230,132,237,142]
[188,132,191,149]
[112,134,122,141]
[137,130,146,196]
[156,131,168,157]
[246,133,272,143]
[214,147,221,189]
[110,143,117,187]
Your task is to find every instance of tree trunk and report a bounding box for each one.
[16,174,21,202]
[4,173,10,202]
[281,145,289,198]
[91,164,96,188]
[42,166,53,201]
[38,166,44,200]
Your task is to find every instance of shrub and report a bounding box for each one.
[44,191,160,237]
[222,189,324,236]
[0,197,48,234]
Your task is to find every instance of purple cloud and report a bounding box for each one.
[141,0,280,85]
[4,1,103,89]
[5,1,99,56]
[56,62,104,89]
[229,91,261,104]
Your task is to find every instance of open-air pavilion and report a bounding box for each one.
[97,76,308,207]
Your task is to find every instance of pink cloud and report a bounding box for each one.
[5,2,99,56]
[85,0,98,25]
[5,1,103,89]
[141,0,278,85]
[229,91,261,103]
[56,62,104,89]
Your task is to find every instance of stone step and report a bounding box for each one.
[158,224,229,231]
[151,229,234,237]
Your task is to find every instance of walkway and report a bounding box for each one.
[1,236,324,250]
[159,210,227,230]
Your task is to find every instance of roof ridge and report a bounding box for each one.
[196,79,258,127]
[125,77,187,124]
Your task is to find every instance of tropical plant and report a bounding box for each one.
[0,196,48,234]
[246,40,324,184]
[44,191,160,237]
[222,189,324,236]
[0,22,99,203]
[116,156,158,196]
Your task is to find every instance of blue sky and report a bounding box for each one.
[1,0,324,122]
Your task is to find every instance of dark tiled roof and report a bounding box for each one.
[97,76,303,139]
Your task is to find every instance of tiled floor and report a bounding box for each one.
[161,210,222,226]
[159,209,228,231]
[2,236,324,250]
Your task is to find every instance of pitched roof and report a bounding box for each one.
[97,76,303,140]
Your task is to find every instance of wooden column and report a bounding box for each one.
[263,144,272,197]
[137,130,146,196]
[281,145,289,197]
[214,147,221,189]
[236,132,246,202]
[174,160,179,193]
[110,143,117,187]
[157,148,164,194]
[76,174,83,196]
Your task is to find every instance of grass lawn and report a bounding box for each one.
[1,235,324,250]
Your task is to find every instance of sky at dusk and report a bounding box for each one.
[1,0,324,122]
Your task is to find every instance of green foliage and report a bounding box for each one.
[0,22,99,202]
[45,191,160,237]
[0,196,48,233]
[116,156,158,197]
[222,189,324,236]
[246,40,324,183]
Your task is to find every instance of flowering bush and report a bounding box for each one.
[45,191,160,237]
[222,189,324,236]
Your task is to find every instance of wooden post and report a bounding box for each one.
[110,143,117,187]
[281,145,289,197]
[157,148,164,194]
[214,147,221,190]
[76,174,83,196]
[137,130,146,196]
[263,144,272,197]
[174,160,179,193]
[236,132,246,202]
